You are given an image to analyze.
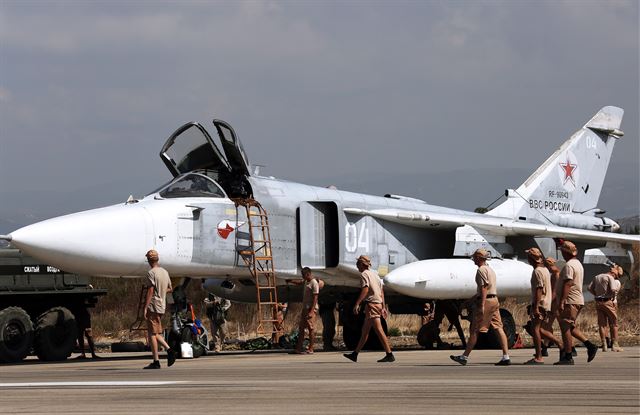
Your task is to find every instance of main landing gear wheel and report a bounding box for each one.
[417,321,440,349]
[0,307,34,363]
[476,308,517,350]
[341,301,388,351]
[34,307,77,361]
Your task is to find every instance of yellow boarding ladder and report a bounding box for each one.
[233,198,281,338]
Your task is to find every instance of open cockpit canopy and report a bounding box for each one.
[160,119,252,198]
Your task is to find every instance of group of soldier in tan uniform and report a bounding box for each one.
[451,240,623,366]
[141,240,624,368]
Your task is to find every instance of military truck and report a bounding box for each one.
[0,248,106,363]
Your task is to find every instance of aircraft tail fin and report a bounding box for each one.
[487,106,624,223]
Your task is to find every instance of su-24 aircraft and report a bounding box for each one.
[2,106,638,348]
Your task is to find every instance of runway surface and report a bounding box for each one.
[1,347,638,414]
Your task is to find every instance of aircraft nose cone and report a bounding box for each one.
[10,205,153,276]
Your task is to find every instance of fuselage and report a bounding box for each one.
[8,174,471,279]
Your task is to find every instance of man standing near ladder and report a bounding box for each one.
[290,267,319,354]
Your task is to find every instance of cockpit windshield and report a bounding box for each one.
[153,173,227,199]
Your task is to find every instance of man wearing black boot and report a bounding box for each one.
[343,255,395,363]
[554,241,598,365]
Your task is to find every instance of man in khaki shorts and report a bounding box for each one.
[524,247,555,364]
[344,255,395,363]
[588,263,623,352]
[541,257,565,356]
[554,240,598,365]
[294,267,319,354]
[610,266,624,352]
[451,249,510,366]
[143,249,176,369]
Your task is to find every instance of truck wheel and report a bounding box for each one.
[0,307,34,363]
[34,307,77,361]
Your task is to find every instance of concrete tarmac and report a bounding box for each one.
[1,347,638,414]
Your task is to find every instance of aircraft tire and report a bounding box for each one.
[416,321,440,349]
[341,301,388,351]
[342,324,360,351]
[34,307,77,361]
[500,308,517,348]
[476,308,517,350]
[0,307,34,363]
[111,341,146,353]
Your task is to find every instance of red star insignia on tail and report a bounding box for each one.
[559,157,577,186]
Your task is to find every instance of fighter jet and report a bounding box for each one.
[2,107,638,348]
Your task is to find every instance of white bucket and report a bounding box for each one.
[180,343,194,359]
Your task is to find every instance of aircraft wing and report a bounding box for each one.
[343,207,640,245]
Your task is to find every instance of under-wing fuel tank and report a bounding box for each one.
[383,258,533,300]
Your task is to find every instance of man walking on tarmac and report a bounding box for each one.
[143,249,176,369]
[554,240,598,365]
[343,255,395,363]
[523,247,556,365]
[450,248,511,366]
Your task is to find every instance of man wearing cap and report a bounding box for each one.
[524,247,554,364]
[451,249,510,366]
[554,240,598,365]
[588,263,622,352]
[143,249,176,369]
[343,255,395,363]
